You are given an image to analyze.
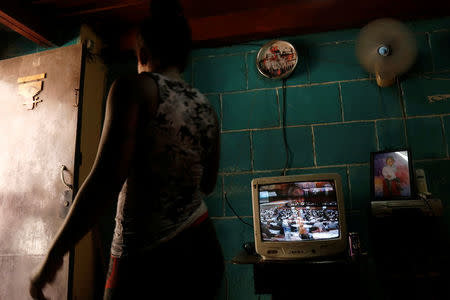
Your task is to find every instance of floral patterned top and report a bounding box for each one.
[110,72,219,257]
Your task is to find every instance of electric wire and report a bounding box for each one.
[281,78,291,176]
[224,192,254,228]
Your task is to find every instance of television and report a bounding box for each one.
[251,173,347,260]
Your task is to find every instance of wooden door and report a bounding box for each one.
[0,44,83,300]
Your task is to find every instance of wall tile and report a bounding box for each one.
[222,90,279,130]
[1,35,37,59]
[285,84,342,125]
[286,166,351,209]
[191,44,262,58]
[309,42,369,83]
[348,165,371,212]
[409,33,434,74]
[430,31,450,71]
[406,117,446,159]
[401,73,450,116]
[193,54,246,93]
[407,16,450,33]
[223,173,254,217]
[181,57,193,85]
[314,122,377,165]
[213,218,254,261]
[220,131,252,172]
[296,28,359,45]
[206,94,221,129]
[341,80,402,121]
[286,127,316,168]
[252,127,314,171]
[376,119,408,151]
[204,175,223,217]
[252,129,284,171]
[223,171,280,217]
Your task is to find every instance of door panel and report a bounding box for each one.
[0,44,83,299]
[0,255,69,300]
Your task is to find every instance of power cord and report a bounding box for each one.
[281,78,291,176]
[418,193,435,217]
[224,192,254,228]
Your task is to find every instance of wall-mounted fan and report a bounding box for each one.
[356,18,417,87]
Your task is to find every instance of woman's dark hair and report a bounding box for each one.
[138,0,192,72]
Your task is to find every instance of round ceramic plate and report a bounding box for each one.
[256,40,298,79]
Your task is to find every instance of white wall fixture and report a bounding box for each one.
[356,18,417,87]
[256,40,298,80]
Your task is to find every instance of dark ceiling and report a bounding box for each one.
[2,0,450,50]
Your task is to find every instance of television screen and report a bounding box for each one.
[258,180,340,242]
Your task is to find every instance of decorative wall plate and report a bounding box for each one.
[256,40,298,79]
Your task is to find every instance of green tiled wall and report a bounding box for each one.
[430,31,450,71]
[9,16,450,299]
[46,15,450,299]
[252,127,314,170]
[222,90,279,130]
[193,54,247,93]
[285,84,341,125]
[0,29,80,60]
[406,117,447,159]
[188,16,450,299]
[314,122,377,165]
[220,132,252,172]
[376,119,408,150]
[340,81,402,121]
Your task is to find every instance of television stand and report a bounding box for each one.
[232,250,368,300]
[369,199,450,300]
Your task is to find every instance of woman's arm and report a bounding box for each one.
[30,76,154,299]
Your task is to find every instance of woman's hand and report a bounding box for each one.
[29,254,63,300]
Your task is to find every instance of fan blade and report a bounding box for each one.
[356,18,417,77]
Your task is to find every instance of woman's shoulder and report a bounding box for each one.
[109,74,158,112]
[112,73,158,89]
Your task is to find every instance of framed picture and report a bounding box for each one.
[370,149,415,201]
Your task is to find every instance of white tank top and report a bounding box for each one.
[110,72,219,257]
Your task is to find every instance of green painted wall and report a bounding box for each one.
[0,28,80,59]
[185,17,450,300]
[5,15,449,299]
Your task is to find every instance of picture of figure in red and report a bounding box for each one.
[372,150,412,199]
[382,156,402,196]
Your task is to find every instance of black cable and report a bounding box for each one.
[281,78,291,176]
[224,192,253,228]
[419,194,435,217]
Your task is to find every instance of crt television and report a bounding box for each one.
[251,173,347,260]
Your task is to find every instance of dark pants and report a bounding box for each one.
[386,178,401,196]
[103,217,225,300]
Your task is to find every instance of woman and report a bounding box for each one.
[29,1,224,299]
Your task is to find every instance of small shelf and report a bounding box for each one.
[232,249,360,265]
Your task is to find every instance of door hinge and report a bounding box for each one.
[74,88,80,107]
